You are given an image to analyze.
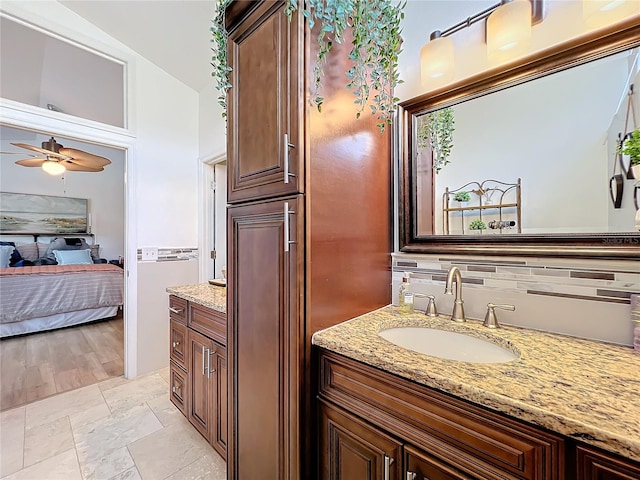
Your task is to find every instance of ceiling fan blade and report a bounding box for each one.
[11,142,70,160]
[1,151,37,156]
[59,148,111,167]
[15,158,47,167]
[61,161,104,172]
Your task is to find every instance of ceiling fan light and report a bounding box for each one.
[42,160,66,176]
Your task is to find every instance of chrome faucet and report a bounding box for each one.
[444,266,466,322]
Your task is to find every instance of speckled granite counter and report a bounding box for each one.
[312,306,640,462]
[166,283,226,313]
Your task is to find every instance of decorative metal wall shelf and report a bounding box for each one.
[443,179,521,234]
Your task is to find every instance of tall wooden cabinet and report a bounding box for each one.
[226,1,392,479]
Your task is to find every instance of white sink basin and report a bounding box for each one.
[379,327,518,364]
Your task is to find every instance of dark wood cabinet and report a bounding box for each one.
[169,319,187,370]
[168,295,227,460]
[320,400,402,480]
[226,1,392,478]
[405,444,474,480]
[169,361,187,416]
[576,445,640,480]
[227,0,302,203]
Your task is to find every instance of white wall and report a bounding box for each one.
[0,127,125,260]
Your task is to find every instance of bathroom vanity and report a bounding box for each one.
[313,307,640,479]
[166,284,227,459]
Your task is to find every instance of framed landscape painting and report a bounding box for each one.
[0,192,88,234]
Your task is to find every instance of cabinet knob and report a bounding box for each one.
[172,386,176,393]
[406,472,417,480]
[172,341,180,348]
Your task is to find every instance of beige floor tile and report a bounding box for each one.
[68,403,111,430]
[73,404,161,480]
[145,394,183,427]
[157,366,170,385]
[101,374,168,414]
[128,419,212,479]
[25,384,106,429]
[107,466,142,480]
[164,452,226,480]
[0,448,81,480]
[98,375,129,393]
[23,416,74,467]
[0,406,25,477]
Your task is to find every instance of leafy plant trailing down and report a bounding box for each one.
[210,0,406,132]
[417,107,455,173]
[621,128,640,165]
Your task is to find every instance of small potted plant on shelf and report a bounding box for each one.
[621,129,640,179]
[454,191,470,207]
[469,219,486,234]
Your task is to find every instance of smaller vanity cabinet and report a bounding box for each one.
[576,445,640,480]
[169,295,227,459]
[318,349,564,480]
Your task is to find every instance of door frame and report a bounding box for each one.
[0,98,139,378]
[198,150,226,283]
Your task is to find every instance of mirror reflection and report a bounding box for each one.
[414,47,640,237]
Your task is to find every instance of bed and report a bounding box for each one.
[0,263,124,338]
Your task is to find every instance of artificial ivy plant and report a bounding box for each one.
[417,107,455,173]
[210,0,405,132]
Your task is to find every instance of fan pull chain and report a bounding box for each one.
[62,174,67,195]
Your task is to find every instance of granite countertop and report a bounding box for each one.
[166,283,226,313]
[312,306,640,462]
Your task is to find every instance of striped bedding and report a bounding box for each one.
[0,264,124,326]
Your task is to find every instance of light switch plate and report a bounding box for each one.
[141,247,159,261]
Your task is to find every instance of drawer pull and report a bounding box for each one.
[384,455,392,480]
[406,472,417,480]
[172,341,180,348]
[169,307,183,314]
[283,133,295,184]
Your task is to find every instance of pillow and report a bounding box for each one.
[52,249,94,265]
[37,242,50,258]
[0,245,15,268]
[44,237,91,261]
[16,243,39,261]
[0,241,22,266]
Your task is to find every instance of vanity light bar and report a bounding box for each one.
[434,0,545,39]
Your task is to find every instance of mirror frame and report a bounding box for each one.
[399,17,640,259]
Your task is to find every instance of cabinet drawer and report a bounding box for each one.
[169,296,187,324]
[576,445,640,479]
[405,444,474,480]
[170,361,187,416]
[188,303,226,345]
[319,350,563,480]
[170,319,187,370]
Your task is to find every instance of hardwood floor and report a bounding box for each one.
[0,312,124,411]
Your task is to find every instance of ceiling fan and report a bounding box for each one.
[3,136,111,175]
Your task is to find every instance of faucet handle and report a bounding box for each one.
[483,303,515,329]
[425,295,438,317]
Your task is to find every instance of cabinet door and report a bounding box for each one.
[227,196,303,479]
[169,361,187,416]
[405,444,475,480]
[211,343,227,459]
[169,319,187,370]
[227,1,302,203]
[187,329,213,443]
[320,401,403,480]
[577,445,640,480]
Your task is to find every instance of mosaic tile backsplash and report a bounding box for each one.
[392,253,640,346]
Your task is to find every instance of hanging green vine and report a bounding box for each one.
[210,0,231,117]
[211,0,405,132]
[417,108,455,173]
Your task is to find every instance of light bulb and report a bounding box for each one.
[420,31,455,88]
[583,0,640,29]
[42,160,66,175]
[487,0,532,61]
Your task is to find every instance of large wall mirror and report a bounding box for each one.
[399,18,640,259]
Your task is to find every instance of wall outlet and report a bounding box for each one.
[141,247,159,261]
